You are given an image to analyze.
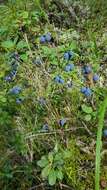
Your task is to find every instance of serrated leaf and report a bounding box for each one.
[82,104,93,114]
[48,169,56,186]
[41,165,51,178]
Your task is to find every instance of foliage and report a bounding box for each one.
[0,0,107,190]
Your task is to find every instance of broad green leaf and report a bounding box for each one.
[17,41,28,50]
[1,40,15,49]
[82,104,93,114]
[37,157,48,168]
[56,170,63,180]
[84,114,92,121]
[20,54,28,61]
[48,169,56,186]
[41,165,51,178]
[54,153,62,161]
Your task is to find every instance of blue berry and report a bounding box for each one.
[68,51,74,59]
[81,87,87,93]
[59,118,66,127]
[42,124,49,132]
[64,51,74,60]
[10,86,21,95]
[54,76,61,83]
[81,87,92,97]
[84,66,92,74]
[40,35,46,43]
[16,98,23,104]
[59,78,64,84]
[4,75,12,82]
[84,88,92,97]
[104,129,107,137]
[93,74,99,82]
[64,52,70,60]
[45,33,51,42]
[54,76,64,84]
[65,63,74,72]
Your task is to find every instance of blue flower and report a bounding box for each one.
[83,66,92,74]
[10,86,21,95]
[45,33,52,42]
[65,63,74,72]
[54,76,64,84]
[93,74,99,82]
[59,118,66,127]
[40,35,46,43]
[104,129,107,137]
[81,87,92,97]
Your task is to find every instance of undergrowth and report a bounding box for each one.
[0,0,107,190]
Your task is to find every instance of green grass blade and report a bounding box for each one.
[95,97,107,190]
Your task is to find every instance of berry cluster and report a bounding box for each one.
[40,33,52,43]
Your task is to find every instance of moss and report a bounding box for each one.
[64,138,94,190]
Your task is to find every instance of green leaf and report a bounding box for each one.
[37,156,48,168]
[48,169,56,186]
[82,104,93,114]
[48,152,53,163]
[20,54,28,61]
[84,114,92,121]
[56,170,63,180]
[41,165,51,178]
[17,40,28,50]
[1,40,15,49]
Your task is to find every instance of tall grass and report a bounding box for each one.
[95,97,107,190]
